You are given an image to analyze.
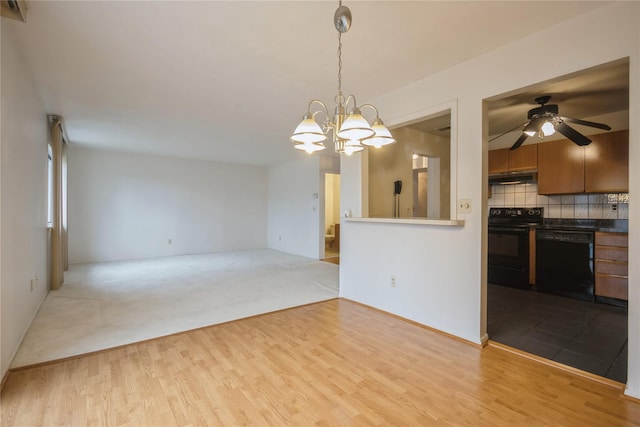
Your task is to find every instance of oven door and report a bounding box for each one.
[488,225,530,289]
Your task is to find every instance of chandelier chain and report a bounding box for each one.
[290,1,396,154]
[337,31,343,94]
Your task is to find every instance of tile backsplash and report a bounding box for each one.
[489,183,629,219]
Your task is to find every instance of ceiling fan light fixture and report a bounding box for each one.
[509,96,610,150]
[541,120,555,136]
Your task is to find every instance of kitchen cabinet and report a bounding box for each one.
[537,138,584,194]
[488,144,537,175]
[595,232,628,301]
[585,130,629,193]
[488,148,509,174]
[508,144,538,171]
[537,130,628,195]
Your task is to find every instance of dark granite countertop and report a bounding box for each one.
[535,219,628,233]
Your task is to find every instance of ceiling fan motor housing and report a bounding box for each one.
[528,104,558,120]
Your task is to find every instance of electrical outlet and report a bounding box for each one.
[390,275,396,288]
[457,199,472,214]
[168,238,172,245]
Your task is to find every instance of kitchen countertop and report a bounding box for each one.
[535,219,628,233]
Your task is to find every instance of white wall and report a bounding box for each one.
[1,24,50,379]
[340,2,640,398]
[68,147,267,263]
[267,156,321,259]
[627,0,640,400]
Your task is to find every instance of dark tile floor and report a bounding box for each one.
[487,284,628,383]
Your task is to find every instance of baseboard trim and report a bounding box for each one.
[479,333,489,348]
[622,389,640,403]
[341,298,485,348]
[6,287,50,374]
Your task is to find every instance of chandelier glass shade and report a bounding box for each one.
[290,1,395,155]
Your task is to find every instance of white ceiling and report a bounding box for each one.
[4,1,610,165]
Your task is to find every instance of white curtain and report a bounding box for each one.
[50,117,68,290]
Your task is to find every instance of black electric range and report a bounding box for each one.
[488,207,543,289]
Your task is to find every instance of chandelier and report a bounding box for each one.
[290,1,395,155]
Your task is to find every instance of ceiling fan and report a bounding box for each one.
[509,95,611,150]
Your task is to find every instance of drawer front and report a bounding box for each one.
[595,232,628,247]
[595,259,628,276]
[595,273,628,300]
[596,246,628,262]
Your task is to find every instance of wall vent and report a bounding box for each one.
[1,0,27,22]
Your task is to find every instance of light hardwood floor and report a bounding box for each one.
[2,299,639,426]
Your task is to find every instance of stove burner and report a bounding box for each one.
[488,207,544,226]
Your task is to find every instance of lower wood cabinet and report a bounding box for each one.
[595,232,628,301]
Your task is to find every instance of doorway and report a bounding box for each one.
[484,59,630,383]
[412,154,441,218]
[324,173,340,262]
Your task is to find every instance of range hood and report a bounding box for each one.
[489,171,537,185]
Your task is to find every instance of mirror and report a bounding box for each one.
[368,110,451,219]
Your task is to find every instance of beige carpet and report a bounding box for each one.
[11,249,339,368]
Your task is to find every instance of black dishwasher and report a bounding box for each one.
[536,229,594,301]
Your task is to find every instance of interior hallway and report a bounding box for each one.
[11,249,339,368]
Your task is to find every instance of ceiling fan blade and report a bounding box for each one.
[561,116,611,130]
[488,121,528,142]
[555,122,592,146]
[509,133,529,150]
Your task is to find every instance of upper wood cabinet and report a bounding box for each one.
[537,138,585,194]
[585,130,629,193]
[509,144,538,171]
[537,130,628,195]
[488,144,537,174]
[488,148,509,174]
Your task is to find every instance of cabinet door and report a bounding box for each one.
[585,130,629,193]
[488,148,509,174]
[594,232,628,301]
[595,274,628,300]
[508,143,537,171]
[537,139,584,194]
